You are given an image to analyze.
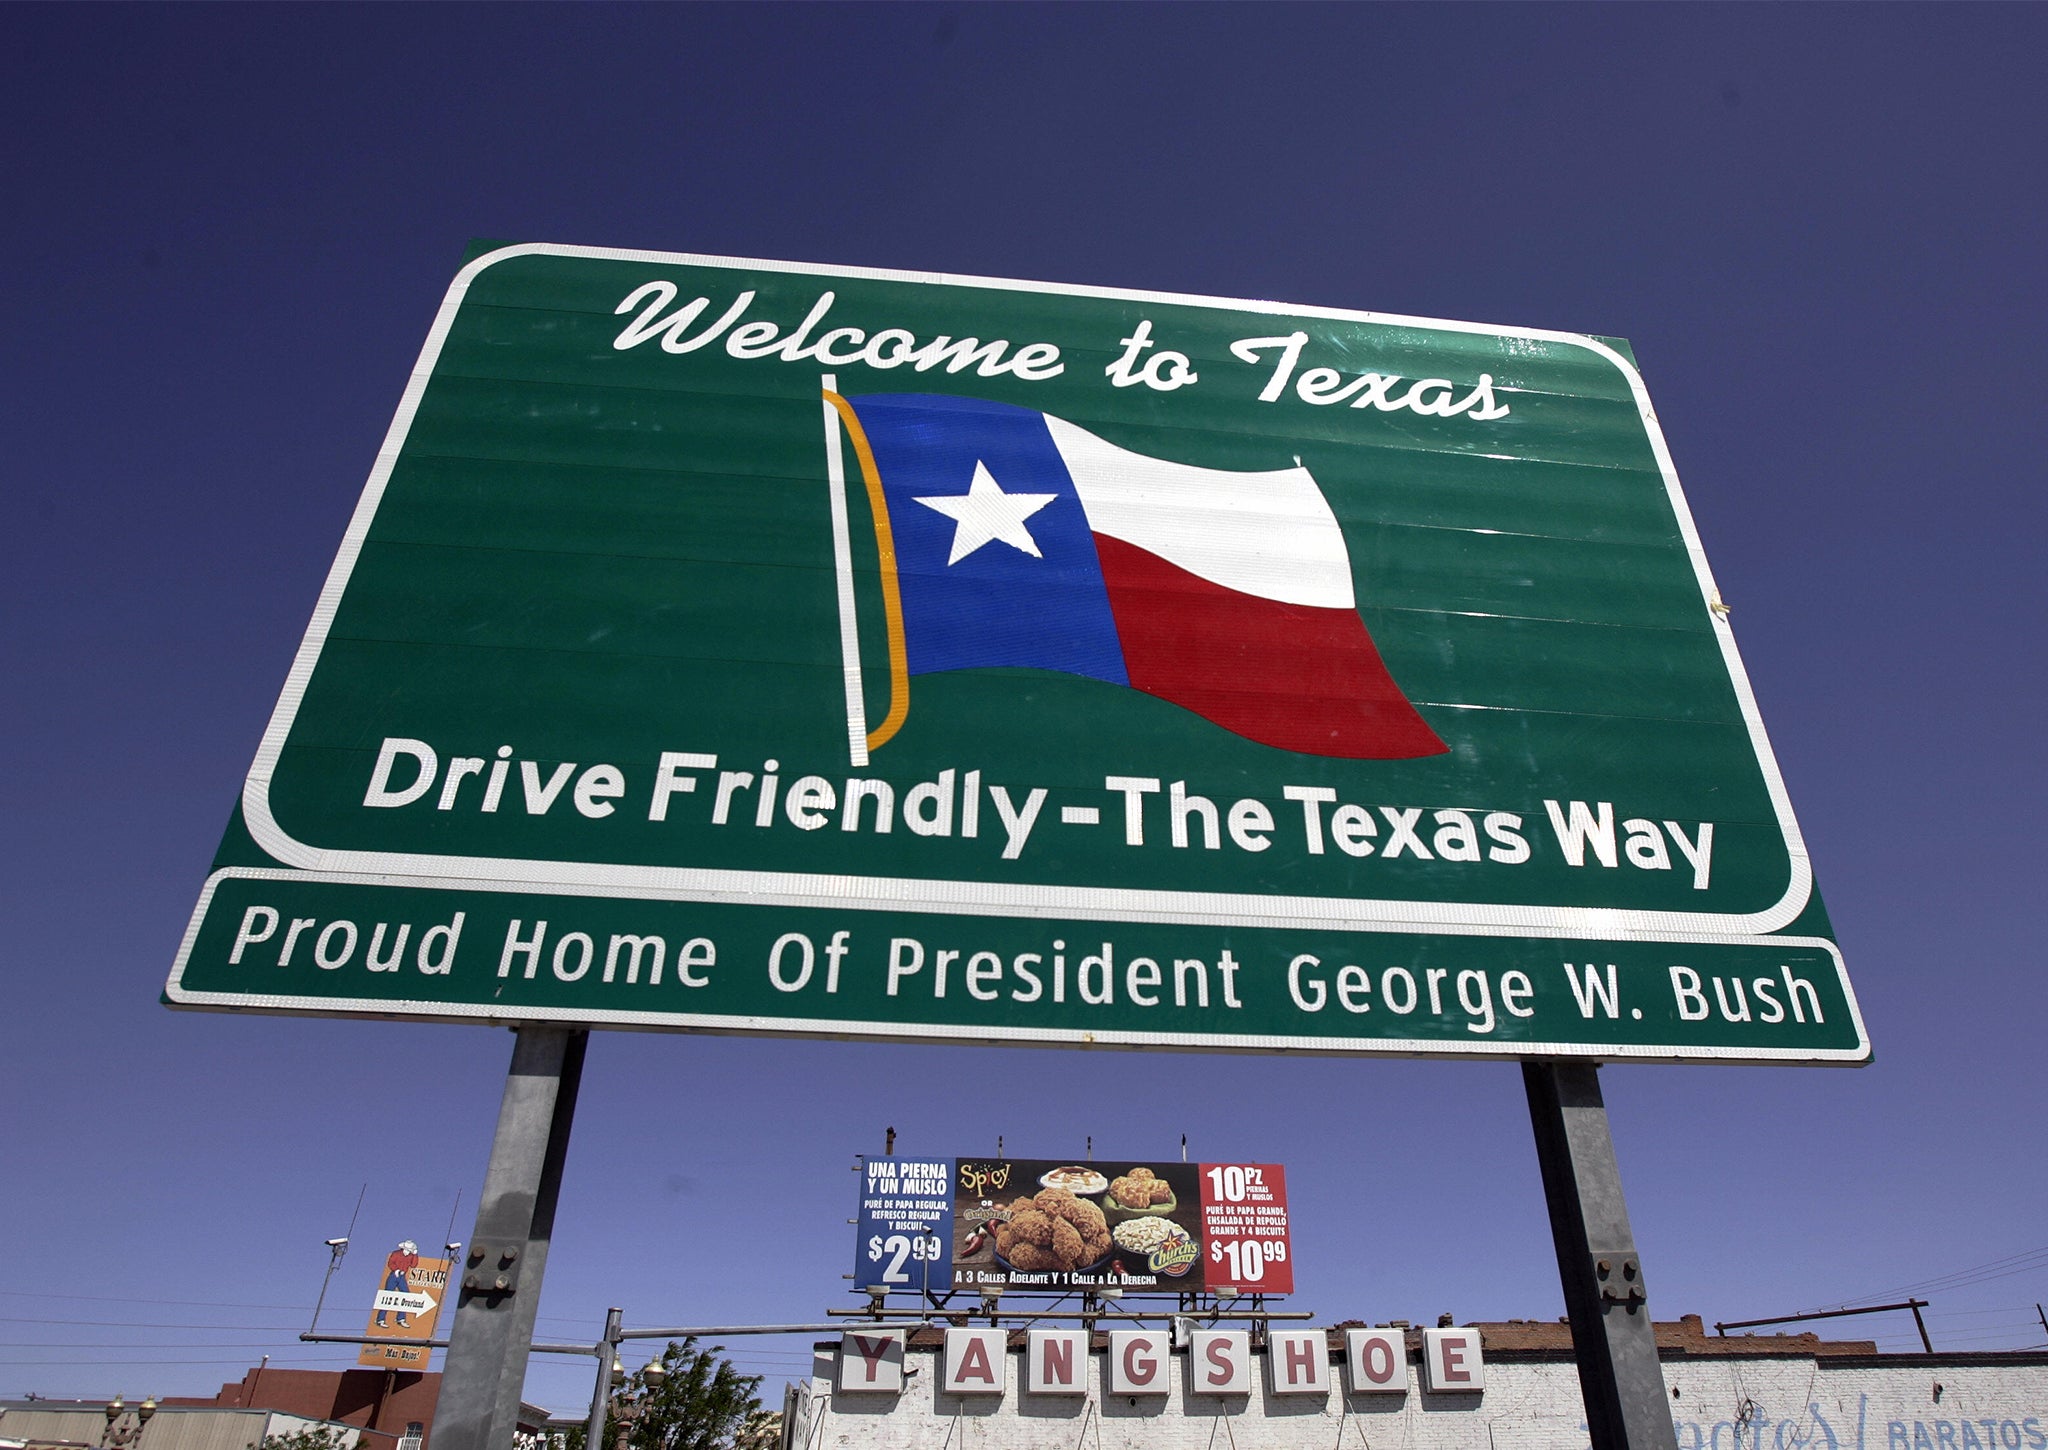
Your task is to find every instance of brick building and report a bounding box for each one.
[167,1368,443,1449]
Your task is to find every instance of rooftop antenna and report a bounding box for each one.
[1181,1133,1188,1163]
[997,1134,1003,1160]
[1086,1135,1092,1162]
[885,1126,896,1156]
[309,1183,367,1331]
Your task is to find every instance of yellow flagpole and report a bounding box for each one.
[824,389,910,753]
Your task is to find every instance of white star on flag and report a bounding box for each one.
[915,461,1057,565]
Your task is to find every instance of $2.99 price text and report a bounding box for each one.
[867,1233,944,1283]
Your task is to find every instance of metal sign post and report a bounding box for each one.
[1525,1062,1677,1450]
[435,1026,587,1450]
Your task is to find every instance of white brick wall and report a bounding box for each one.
[794,1345,2048,1450]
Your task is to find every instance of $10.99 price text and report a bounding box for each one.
[1208,1237,1288,1283]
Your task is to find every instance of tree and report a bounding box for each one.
[261,1428,357,1450]
[583,1338,766,1450]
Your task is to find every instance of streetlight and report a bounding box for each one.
[608,1358,666,1450]
[103,1395,157,1450]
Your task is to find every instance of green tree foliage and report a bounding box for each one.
[261,1427,357,1450]
[588,1338,767,1450]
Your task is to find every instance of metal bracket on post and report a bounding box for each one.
[463,1242,524,1296]
[434,1026,588,1450]
[1595,1256,1646,1307]
[1525,1061,1678,1450]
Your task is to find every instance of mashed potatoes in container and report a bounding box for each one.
[1114,1218,1187,1254]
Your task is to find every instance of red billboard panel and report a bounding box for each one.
[1197,1162,1292,1295]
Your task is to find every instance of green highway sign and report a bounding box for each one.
[169,244,1866,1064]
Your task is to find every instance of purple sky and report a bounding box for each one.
[4,2,2045,1413]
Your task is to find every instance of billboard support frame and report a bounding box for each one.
[1525,1062,1679,1450]
[436,1026,587,1450]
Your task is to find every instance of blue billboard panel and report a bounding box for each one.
[853,1157,952,1293]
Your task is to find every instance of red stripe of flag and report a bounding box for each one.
[1093,534,1448,760]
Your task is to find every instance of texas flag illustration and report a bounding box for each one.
[826,390,1447,761]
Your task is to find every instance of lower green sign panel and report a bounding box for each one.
[169,869,1865,1062]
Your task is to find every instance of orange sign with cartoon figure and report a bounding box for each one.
[358,1242,449,1368]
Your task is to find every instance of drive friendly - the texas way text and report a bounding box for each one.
[357,738,1718,888]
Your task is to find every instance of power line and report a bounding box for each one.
[0,1343,324,1351]
[0,1291,315,1312]
[1865,1259,2048,1301]
[0,1357,360,1370]
[0,1318,306,1331]
[1809,1244,2048,1312]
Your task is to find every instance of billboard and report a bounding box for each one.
[854,1157,1291,1296]
[954,1158,1293,1296]
[167,245,1865,1064]
[358,1242,449,1368]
